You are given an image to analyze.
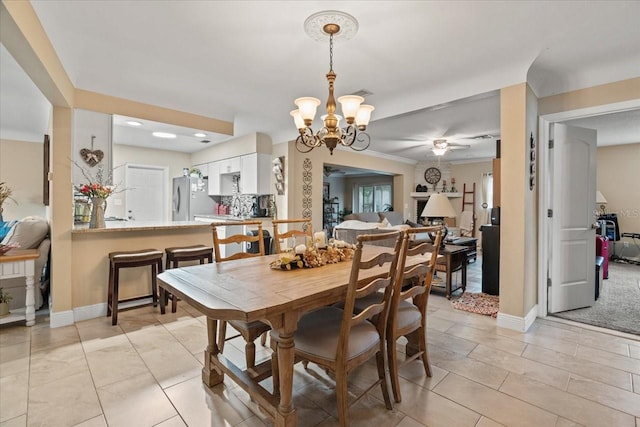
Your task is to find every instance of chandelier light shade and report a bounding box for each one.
[292,11,374,155]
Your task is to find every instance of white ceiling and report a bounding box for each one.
[1,1,639,162]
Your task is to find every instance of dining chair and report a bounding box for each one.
[386,225,443,402]
[286,230,403,426]
[272,218,313,253]
[211,220,271,370]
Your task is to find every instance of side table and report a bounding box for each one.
[0,249,39,326]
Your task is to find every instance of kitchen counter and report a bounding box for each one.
[72,220,210,234]
[193,214,272,222]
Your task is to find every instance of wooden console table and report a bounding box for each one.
[0,249,39,326]
[433,244,469,299]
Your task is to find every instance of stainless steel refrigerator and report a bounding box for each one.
[172,176,215,221]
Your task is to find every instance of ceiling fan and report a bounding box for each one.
[323,165,346,177]
[428,139,470,156]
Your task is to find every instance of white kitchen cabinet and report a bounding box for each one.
[219,157,241,174]
[207,161,221,195]
[241,153,272,194]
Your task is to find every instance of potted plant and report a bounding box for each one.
[0,287,12,317]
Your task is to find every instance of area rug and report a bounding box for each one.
[451,292,499,317]
[553,261,640,335]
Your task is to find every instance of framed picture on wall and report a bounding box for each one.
[43,134,50,206]
[323,182,330,201]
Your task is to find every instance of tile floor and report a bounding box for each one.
[1,258,639,427]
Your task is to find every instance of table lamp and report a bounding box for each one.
[596,190,607,215]
[421,193,457,248]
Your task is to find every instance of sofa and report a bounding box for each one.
[334,211,411,245]
[0,216,50,310]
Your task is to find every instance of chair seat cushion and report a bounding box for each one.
[229,319,270,335]
[294,307,379,362]
[395,300,421,330]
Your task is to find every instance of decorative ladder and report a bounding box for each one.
[462,183,477,237]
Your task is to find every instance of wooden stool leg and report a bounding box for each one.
[151,263,158,307]
[107,261,114,317]
[112,266,120,325]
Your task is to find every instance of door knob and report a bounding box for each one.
[591,222,601,230]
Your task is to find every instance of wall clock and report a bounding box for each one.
[424,167,442,185]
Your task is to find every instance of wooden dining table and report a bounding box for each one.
[156,246,432,426]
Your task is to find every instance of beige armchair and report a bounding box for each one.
[0,217,50,310]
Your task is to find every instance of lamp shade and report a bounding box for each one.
[355,105,375,127]
[290,110,306,129]
[596,190,607,204]
[294,97,321,121]
[337,95,364,121]
[421,193,456,218]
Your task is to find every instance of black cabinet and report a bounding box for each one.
[480,225,500,295]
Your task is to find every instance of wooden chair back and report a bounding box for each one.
[272,218,312,253]
[339,230,403,364]
[211,221,264,262]
[391,226,443,320]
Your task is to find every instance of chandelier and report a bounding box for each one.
[291,11,374,155]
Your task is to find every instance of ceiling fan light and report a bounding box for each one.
[337,95,364,123]
[290,109,306,130]
[355,104,374,128]
[295,97,321,123]
[432,147,447,156]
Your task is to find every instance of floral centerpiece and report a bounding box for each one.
[270,239,355,270]
[74,162,121,228]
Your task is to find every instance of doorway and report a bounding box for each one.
[537,100,640,332]
[124,163,169,221]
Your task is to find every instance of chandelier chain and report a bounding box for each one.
[329,32,334,72]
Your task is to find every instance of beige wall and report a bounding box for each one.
[597,143,640,258]
[0,138,46,219]
[539,77,640,116]
[450,160,493,237]
[286,143,415,233]
[499,83,539,318]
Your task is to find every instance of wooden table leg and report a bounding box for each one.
[462,255,468,294]
[202,317,224,387]
[24,260,35,326]
[274,317,297,427]
[446,253,453,299]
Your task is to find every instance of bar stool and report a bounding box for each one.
[107,249,163,325]
[163,245,213,313]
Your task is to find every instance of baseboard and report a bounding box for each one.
[73,302,107,323]
[497,304,538,332]
[71,297,155,324]
[49,310,74,328]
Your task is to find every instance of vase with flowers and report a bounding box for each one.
[74,163,120,229]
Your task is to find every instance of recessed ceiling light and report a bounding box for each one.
[126,120,143,127]
[194,132,207,138]
[152,132,177,139]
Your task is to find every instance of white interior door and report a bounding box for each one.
[548,123,597,313]
[125,164,168,221]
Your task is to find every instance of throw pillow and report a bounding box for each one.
[404,219,421,228]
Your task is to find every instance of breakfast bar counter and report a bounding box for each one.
[70,221,213,311]
[72,220,211,233]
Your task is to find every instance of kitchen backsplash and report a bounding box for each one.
[218,194,274,217]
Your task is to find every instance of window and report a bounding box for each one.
[357,184,392,212]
